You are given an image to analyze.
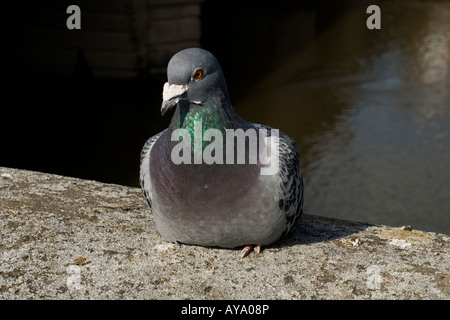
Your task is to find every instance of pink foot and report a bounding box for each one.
[240,245,261,258]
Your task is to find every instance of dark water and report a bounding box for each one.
[1,0,449,234]
[233,0,450,234]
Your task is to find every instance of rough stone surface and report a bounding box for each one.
[0,167,448,299]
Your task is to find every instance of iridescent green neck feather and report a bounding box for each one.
[169,98,240,153]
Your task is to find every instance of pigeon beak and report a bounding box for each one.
[161,99,178,116]
[161,82,188,116]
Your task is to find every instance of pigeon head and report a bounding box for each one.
[161,48,230,116]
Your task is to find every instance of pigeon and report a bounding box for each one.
[140,48,303,257]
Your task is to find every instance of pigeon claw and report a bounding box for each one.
[240,245,261,258]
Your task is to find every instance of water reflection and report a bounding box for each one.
[234,0,450,234]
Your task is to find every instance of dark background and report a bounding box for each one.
[0,0,348,186]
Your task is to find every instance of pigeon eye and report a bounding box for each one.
[192,68,205,80]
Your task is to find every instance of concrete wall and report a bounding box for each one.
[0,167,448,299]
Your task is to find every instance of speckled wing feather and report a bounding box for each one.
[139,129,167,209]
[277,129,304,236]
[253,123,304,237]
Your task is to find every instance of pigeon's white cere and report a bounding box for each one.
[163,82,188,102]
